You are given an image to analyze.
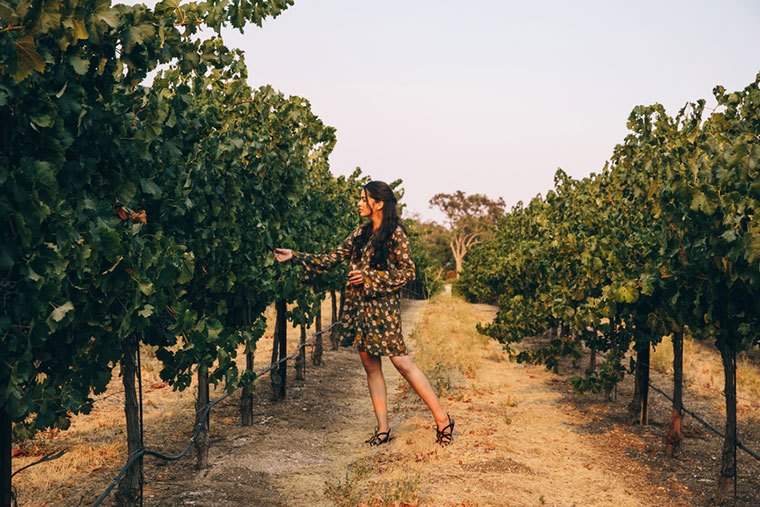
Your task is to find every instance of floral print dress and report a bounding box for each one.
[292,224,416,356]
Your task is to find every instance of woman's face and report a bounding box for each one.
[358,189,382,217]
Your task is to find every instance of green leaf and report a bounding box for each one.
[639,274,655,296]
[96,225,121,260]
[156,0,180,12]
[139,281,154,296]
[0,247,13,269]
[746,222,760,263]
[30,114,54,128]
[0,2,16,21]
[71,18,89,40]
[178,252,195,284]
[207,319,223,339]
[138,304,154,318]
[117,181,137,203]
[49,301,74,322]
[126,23,156,51]
[36,3,61,32]
[69,54,90,75]
[27,268,42,282]
[140,178,162,198]
[94,5,120,28]
[616,285,639,304]
[689,191,717,215]
[33,161,56,187]
[14,35,45,82]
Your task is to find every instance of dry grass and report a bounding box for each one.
[650,335,760,411]
[323,453,422,507]
[403,292,495,398]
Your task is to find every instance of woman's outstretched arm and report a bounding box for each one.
[361,226,416,297]
[289,227,358,275]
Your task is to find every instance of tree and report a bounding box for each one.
[406,215,454,274]
[429,191,505,277]
[400,217,445,299]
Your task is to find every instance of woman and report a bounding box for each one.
[273,181,455,447]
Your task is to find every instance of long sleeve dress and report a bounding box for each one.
[291,224,416,357]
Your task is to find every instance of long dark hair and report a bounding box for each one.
[352,181,407,269]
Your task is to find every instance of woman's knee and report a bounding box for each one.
[390,355,413,376]
[359,352,382,373]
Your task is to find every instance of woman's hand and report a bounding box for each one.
[273,248,293,263]
[348,269,364,286]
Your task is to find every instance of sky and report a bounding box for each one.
[158,1,760,222]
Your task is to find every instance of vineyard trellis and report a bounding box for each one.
[88,320,341,507]
[647,381,760,462]
[458,72,760,498]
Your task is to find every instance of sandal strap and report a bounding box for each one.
[436,422,454,434]
[436,416,455,435]
[366,428,391,446]
[436,432,453,444]
[435,415,455,445]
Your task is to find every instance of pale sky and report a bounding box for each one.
[134,1,759,222]
[217,0,758,222]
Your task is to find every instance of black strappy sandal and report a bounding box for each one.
[435,413,455,447]
[365,427,392,446]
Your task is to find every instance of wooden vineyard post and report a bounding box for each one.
[295,324,306,381]
[312,304,323,366]
[240,345,255,426]
[1,404,11,507]
[271,299,288,400]
[329,289,339,350]
[638,337,650,426]
[717,342,738,497]
[194,366,210,469]
[629,334,650,424]
[270,314,280,401]
[332,287,346,348]
[278,302,288,398]
[587,347,597,375]
[666,332,684,456]
[240,301,256,426]
[630,358,641,416]
[116,336,143,506]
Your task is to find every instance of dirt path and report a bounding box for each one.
[146,298,428,506]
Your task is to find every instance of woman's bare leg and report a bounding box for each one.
[359,351,389,432]
[389,355,449,430]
